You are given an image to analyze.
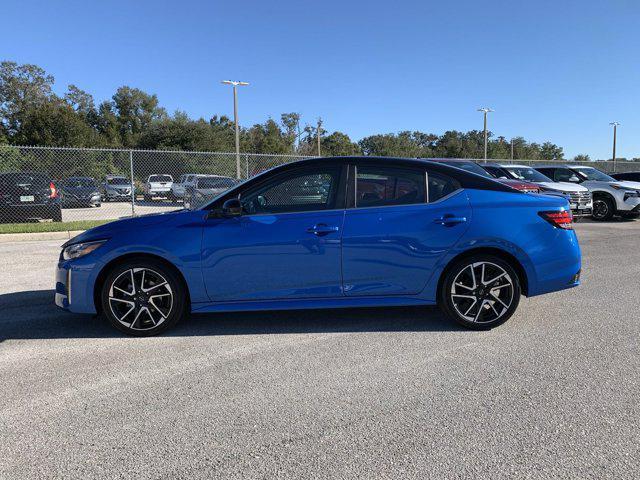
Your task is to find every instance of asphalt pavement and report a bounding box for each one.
[0,220,638,479]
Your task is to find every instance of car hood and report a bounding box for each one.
[106,183,132,188]
[497,179,539,191]
[63,210,186,246]
[615,180,640,190]
[537,182,588,193]
[63,186,99,194]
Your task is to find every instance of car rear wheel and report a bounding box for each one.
[439,255,521,330]
[51,206,62,222]
[592,197,615,221]
[101,259,187,336]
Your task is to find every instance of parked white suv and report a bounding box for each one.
[535,165,640,221]
[484,164,593,217]
[143,174,173,202]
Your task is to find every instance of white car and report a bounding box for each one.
[484,163,593,217]
[171,174,200,200]
[143,174,174,202]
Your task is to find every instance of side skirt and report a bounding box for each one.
[191,295,436,313]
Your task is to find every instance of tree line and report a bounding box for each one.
[0,60,598,161]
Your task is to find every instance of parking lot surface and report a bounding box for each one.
[61,200,178,223]
[0,221,638,479]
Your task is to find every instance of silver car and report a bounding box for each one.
[484,164,593,217]
[102,175,133,202]
[535,165,640,221]
[184,175,238,210]
[171,173,200,200]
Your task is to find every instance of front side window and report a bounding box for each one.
[241,167,341,214]
[549,168,580,183]
[356,166,425,208]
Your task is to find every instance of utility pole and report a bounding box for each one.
[316,118,322,157]
[221,80,249,179]
[477,107,494,162]
[610,122,620,173]
[510,138,514,160]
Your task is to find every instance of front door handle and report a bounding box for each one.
[434,215,467,226]
[306,223,339,236]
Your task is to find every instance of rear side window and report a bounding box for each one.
[428,172,461,202]
[197,177,236,189]
[0,173,49,187]
[356,166,425,208]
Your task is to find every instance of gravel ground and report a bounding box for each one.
[0,220,638,479]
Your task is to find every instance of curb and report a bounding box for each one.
[0,230,85,244]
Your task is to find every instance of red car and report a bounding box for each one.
[429,160,540,193]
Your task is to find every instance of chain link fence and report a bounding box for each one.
[0,144,639,225]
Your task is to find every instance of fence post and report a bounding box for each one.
[129,149,136,217]
[245,154,249,179]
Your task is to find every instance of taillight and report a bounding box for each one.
[539,210,573,230]
[49,181,58,198]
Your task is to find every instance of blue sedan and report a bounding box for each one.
[55,157,581,336]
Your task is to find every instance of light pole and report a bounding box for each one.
[316,118,322,156]
[477,107,494,162]
[221,80,249,178]
[609,122,620,173]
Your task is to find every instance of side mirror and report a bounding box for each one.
[221,198,243,217]
[568,176,580,183]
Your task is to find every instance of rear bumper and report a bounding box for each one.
[0,203,59,221]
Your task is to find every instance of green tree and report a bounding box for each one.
[112,86,166,146]
[0,61,54,138]
[572,154,590,162]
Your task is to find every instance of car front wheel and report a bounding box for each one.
[439,255,521,329]
[592,197,615,221]
[101,259,187,336]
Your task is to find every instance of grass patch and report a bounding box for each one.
[0,219,113,235]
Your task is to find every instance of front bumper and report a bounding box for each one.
[55,260,98,314]
[147,188,172,196]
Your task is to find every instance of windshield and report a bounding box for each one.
[65,178,96,188]
[149,175,172,182]
[197,177,236,189]
[107,177,129,185]
[505,167,552,183]
[574,167,615,182]
[440,161,493,178]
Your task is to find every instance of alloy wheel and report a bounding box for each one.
[592,199,609,220]
[108,268,173,331]
[450,262,514,324]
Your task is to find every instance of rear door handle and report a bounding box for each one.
[306,223,340,236]
[434,215,467,226]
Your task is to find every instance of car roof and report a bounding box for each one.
[496,164,530,168]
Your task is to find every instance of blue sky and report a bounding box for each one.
[2,0,639,159]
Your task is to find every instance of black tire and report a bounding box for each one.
[100,258,188,336]
[439,254,521,330]
[51,206,62,222]
[592,196,615,221]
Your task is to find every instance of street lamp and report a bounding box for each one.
[477,107,494,162]
[609,122,620,173]
[221,80,249,179]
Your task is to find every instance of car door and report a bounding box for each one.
[201,164,346,302]
[341,164,471,296]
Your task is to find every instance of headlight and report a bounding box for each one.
[62,240,106,260]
